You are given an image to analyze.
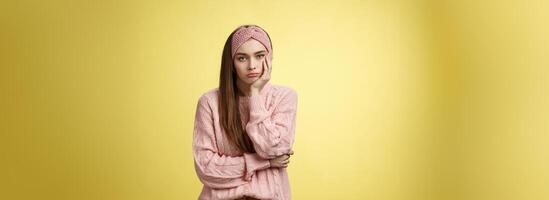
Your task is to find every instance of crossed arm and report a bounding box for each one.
[192,90,297,189]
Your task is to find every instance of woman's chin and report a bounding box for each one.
[243,77,258,84]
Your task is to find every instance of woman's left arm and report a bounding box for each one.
[245,89,298,159]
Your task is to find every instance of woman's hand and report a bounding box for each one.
[269,150,294,168]
[250,51,271,93]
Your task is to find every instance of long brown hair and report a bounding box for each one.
[218,24,273,153]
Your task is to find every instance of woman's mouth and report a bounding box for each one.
[247,73,260,78]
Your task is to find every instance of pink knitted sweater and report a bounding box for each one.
[192,82,298,200]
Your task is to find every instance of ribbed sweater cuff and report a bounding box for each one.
[243,153,270,181]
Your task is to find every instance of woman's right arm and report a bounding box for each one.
[192,94,271,189]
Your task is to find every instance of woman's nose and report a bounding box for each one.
[248,60,257,70]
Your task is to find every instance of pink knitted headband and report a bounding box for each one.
[231,26,272,58]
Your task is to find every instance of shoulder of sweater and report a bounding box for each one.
[198,87,220,105]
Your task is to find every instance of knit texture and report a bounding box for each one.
[192,82,298,200]
[231,26,272,59]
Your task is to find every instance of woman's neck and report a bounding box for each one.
[236,80,252,97]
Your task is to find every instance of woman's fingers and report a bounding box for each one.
[262,58,268,79]
[259,58,265,78]
[277,155,289,162]
[262,54,270,79]
[264,60,269,80]
[270,154,292,168]
[283,155,290,160]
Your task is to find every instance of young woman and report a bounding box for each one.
[192,24,298,200]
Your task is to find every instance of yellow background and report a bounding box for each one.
[1,0,547,199]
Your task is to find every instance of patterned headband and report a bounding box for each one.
[231,26,272,58]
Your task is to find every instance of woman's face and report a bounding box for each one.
[233,39,271,85]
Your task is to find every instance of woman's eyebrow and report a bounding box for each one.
[235,51,266,56]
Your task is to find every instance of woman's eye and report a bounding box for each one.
[238,57,246,62]
[257,54,265,58]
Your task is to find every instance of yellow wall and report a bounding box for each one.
[1,0,547,199]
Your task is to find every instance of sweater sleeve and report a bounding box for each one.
[192,94,271,189]
[245,89,298,159]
